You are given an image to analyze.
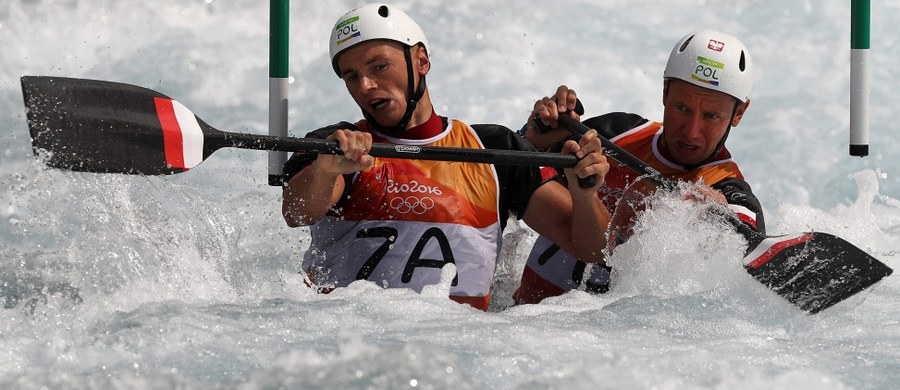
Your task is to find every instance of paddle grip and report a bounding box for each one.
[532,98,585,134]
[565,134,598,189]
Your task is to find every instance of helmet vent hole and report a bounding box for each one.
[378,5,389,17]
[679,35,694,52]
[739,51,746,72]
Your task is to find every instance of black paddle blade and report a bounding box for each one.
[743,232,893,313]
[22,76,214,175]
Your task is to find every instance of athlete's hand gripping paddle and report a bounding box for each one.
[531,99,597,188]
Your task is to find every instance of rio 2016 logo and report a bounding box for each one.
[385,179,443,214]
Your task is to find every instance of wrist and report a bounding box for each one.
[310,156,345,178]
[567,180,602,202]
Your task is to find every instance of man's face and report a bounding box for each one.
[662,79,747,166]
[337,40,417,128]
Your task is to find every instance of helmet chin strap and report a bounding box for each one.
[361,45,427,137]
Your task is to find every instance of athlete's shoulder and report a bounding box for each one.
[711,177,766,233]
[469,122,537,151]
[710,177,756,202]
[305,121,362,140]
[582,112,651,139]
[465,121,542,220]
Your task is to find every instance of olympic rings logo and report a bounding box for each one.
[389,196,435,215]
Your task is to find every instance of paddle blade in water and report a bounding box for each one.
[743,232,893,313]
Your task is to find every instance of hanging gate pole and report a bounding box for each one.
[850,0,870,157]
[269,0,290,185]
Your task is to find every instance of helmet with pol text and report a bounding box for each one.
[663,30,753,102]
[328,4,430,77]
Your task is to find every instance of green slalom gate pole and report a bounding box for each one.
[850,0,870,157]
[269,0,290,185]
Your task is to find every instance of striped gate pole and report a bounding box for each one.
[269,0,290,185]
[850,0,870,157]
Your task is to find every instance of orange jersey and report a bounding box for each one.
[285,116,544,311]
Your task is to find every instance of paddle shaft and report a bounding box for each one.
[217,130,580,167]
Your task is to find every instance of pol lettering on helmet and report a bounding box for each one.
[333,16,361,47]
[692,56,724,87]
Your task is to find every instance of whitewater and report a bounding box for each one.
[2,0,899,388]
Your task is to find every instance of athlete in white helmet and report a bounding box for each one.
[514,30,766,304]
[327,3,431,135]
[282,4,612,311]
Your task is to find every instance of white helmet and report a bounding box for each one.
[663,30,753,101]
[328,4,429,76]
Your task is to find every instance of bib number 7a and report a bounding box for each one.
[354,226,459,286]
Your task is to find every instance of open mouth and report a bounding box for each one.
[370,98,391,111]
[677,141,700,153]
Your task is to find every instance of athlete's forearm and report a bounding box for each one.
[568,192,611,263]
[282,160,343,227]
[522,183,610,264]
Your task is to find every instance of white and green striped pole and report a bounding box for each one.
[850,0,870,157]
[269,0,290,185]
